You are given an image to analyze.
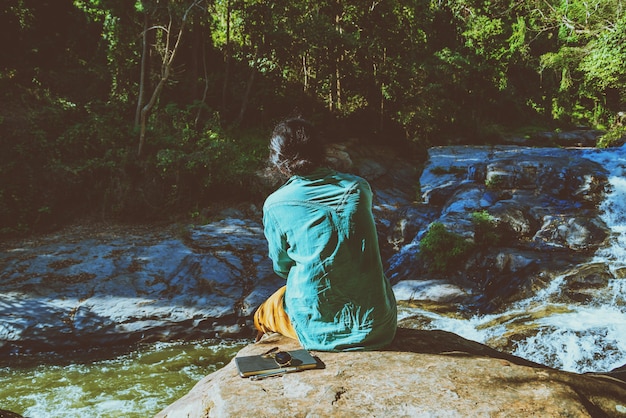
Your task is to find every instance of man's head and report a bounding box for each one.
[269,118,324,177]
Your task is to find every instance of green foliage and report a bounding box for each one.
[532,1,626,125]
[485,175,505,189]
[0,79,86,234]
[151,104,268,209]
[419,222,473,274]
[463,15,506,60]
[418,213,505,275]
[471,210,502,248]
[0,87,267,234]
[597,126,626,148]
[580,17,626,94]
[4,0,626,234]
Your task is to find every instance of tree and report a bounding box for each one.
[579,16,626,113]
[137,0,205,156]
[5,0,626,235]
[529,0,626,124]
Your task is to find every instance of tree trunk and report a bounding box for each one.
[335,55,342,111]
[195,27,209,128]
[333,0,343,112]
[234,54,257,127]
[222,0,232,112]
[137,0,200,157]
[138,70,169,156]
[302,53,308,92]
[379,47,386,133]
[135,12,149,128]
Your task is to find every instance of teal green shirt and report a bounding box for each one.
[263,167,397,351]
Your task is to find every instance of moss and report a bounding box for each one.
[471,210,503,248]
[485,174,506,189]
[419,222,473,274]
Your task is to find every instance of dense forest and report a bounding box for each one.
[1,0,625,235]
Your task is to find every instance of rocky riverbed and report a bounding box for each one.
[1,133,624,375]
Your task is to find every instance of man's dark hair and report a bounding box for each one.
[269,118,324,177]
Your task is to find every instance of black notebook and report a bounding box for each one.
[235,349,319,378]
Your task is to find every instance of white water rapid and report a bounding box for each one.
[399,144,626,374]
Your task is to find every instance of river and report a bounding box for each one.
[0,339,246,417]
[2,146,626,417]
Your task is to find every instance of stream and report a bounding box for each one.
[2,145,626,417]
[0,339,246,417]
[398,145,626,374]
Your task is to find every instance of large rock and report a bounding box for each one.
[385,145,612,313]
[0,220,282,352]
[155,327,626,418]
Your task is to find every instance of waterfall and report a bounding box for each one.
[509,145,626,373]
[399,145,626,373]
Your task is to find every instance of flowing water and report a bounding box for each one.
[399,144,626,374]
[0,339,246,417]
[3,146,626,417]
[510,146,626,372]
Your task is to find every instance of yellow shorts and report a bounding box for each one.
[253,285,298,340]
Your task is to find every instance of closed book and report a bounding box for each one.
[235,349,318,378]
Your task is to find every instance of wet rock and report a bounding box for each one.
[563,263,613,289]
[528,129,604,147]
[392,279,469,304]
[558,262,623,305]
[532,214,609,251]
[0,220,282,352]
[0,410,24,418]
[386,145,612,312]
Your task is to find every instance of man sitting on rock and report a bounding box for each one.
[254,117,397,351]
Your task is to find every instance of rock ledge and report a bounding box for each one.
[156,327,626,417]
